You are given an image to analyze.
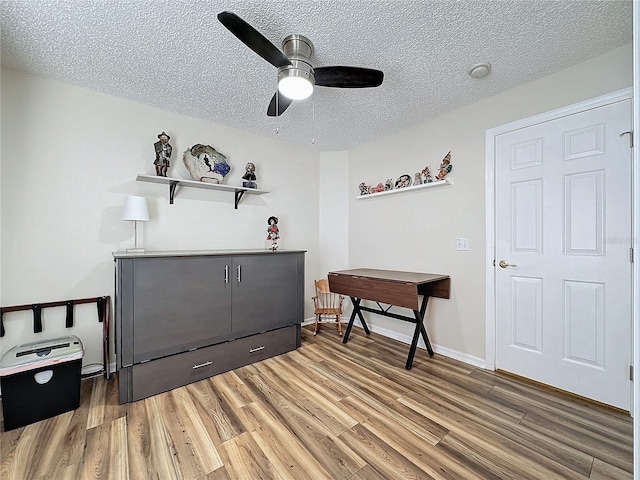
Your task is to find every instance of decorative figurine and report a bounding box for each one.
[413,172,422,186]
[421,165,434,183]
[371,183,385,193]
[384,178,393,191]
[358,182,370,195]
[242,162,257,188]
[182,144,231,183]
[436,151,453,180]
[395,174,412,189]
[153,132,172,177]
[267,216,279,250]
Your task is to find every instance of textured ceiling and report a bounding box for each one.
[0,0,632,151]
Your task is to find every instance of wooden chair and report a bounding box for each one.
[312,278,344,336]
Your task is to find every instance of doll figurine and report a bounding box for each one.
[267,216,279,250]
[436,151,453,180]
[421,165,434,183]
[242,162,257,188]
[153,132,172,177]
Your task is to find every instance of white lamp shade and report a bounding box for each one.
[122,195,149,222]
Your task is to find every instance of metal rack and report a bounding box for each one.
[1,296,112,379]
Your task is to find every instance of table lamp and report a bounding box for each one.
[122,195,149,253]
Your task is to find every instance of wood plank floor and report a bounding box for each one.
[0,326,633,479]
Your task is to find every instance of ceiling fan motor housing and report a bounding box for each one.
[278,34,315,87]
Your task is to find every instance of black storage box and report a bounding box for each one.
[0,335,84,431]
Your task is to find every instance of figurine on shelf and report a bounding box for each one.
[153,132,172,177]
[413,172,422,186]
[436,151,453,180]
[267,216,280,250]
[421,165,434,183]
[385,178,393,191]
[371,183,385,194]
[242,162,257,188]
[358,182,370,195]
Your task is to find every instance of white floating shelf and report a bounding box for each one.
[137,174,269,208]
[356,178,451,200]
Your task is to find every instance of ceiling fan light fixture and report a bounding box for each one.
[278,67,314,100]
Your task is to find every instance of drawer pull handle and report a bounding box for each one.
[193,361,213,369]
[249,346,265,353]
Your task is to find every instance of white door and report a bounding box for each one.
[495,99,632,410]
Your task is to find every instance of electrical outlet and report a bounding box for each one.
[456,237,469,251]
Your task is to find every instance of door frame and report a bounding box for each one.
[484,88,634,376]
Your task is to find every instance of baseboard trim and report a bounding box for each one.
[302,318,486,369]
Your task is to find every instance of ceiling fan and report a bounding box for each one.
[217,11,384,117]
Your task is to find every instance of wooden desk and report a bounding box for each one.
[328,268,450,369]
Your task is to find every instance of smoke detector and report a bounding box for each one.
[468,63,491,79]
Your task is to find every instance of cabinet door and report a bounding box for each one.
[232,254,301,336]
[132,256,232,362]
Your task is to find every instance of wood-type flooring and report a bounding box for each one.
[0,325,634,479]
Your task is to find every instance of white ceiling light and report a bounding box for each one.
[468,62,491,79]
[278,65,314,100]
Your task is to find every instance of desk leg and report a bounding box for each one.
[406,316,422,370]
[405,296,434,370]
[342,297,370,344]
[418,295,434,357]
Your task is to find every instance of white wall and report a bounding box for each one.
[0,69,321,369]
[345,44,633,363]
[318,151,349,275]
[1,43,633,371]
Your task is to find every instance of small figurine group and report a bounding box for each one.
[416,151,451,184]
[267,216,279,250]
[153,132,260,189]
[359,151,453,196]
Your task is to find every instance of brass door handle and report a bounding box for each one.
[499,260,517,268]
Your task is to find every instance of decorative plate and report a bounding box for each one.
[395,174,412,189]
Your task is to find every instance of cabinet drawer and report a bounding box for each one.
[129,326,298,401]
[220,326,298,370]
[131,344,232,401]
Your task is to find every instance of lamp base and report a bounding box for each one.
[125,248,146,254]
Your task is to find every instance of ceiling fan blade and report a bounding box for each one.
[218,11,291,69]
[314,66,384,88]
[267,91,293,116]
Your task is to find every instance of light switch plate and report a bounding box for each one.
[456,237,469,251]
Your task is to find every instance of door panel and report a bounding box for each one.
[232,253,300,336]
[495,99,631,409]
[132,256,232,362]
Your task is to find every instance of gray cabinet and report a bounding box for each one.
[114,250,304,403]
[231,254,300,336]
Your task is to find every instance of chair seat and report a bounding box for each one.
[315,308,341,315]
